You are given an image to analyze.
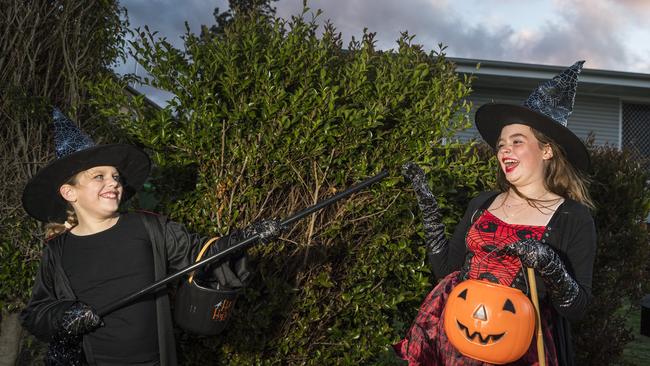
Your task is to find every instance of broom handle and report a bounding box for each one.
[98,170,388,316]
[527,267,546,366]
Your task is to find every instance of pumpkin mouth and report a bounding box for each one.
[456,320,505,345]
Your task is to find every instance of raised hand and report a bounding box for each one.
[402,161,428,187]
[505,239,579,308]
[401,162,446,254]
[243,219,285,243]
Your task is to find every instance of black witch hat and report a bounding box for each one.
[22,109,151,222]
[474,61,589,172]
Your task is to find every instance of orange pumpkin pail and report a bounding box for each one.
[442,279,536,364]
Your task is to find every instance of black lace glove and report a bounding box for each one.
[401,162,447,255]
[243,218,285,244]
[197,219,284,289]
[197,231,250,289]
[58,301,103,337]
[504,238,579,308]
[44,302,102,365]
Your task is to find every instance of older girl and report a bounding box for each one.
[394,61,596,366]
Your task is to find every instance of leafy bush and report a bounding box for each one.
[574,142,650,365]
[89,8,495,364]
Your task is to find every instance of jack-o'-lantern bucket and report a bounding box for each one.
[443,279,536,364]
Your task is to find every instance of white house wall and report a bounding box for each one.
[571,94,620,147]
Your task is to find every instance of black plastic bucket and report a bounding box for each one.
[174,237,240,335]
[174,278,239,335]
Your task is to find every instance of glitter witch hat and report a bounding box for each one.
[22,109,151,222]
[474,61,590,172]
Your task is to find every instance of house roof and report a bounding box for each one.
[124,84,164,110]
[450,57,650,101]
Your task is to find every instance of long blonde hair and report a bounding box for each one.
[44,175,79,239]
[496,127,594,209]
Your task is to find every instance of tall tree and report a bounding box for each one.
[206,0,278,36]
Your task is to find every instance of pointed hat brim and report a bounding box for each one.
[22,144,151,222]
[475,103,590,172]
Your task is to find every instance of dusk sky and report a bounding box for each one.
[118,0,650,104]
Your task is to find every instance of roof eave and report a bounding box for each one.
[449,57,650,99]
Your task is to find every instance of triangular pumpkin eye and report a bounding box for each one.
[503,299,516,313]
[458,288,468,300]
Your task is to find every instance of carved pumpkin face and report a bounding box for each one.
[443,279,535,364]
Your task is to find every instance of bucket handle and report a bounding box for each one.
[188,236,220,284]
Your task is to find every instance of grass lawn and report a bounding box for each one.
[622,299,650,365]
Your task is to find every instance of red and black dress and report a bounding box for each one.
[393,210,559,366]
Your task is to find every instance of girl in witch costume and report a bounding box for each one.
[394,61,596,366]
[20,109,283,366]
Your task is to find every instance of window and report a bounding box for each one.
[622,103,650,170]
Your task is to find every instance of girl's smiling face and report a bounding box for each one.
[60,166,123,220]
[496,124,553,187]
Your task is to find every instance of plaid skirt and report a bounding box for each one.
[393,271,558,366]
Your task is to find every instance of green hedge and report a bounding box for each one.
[574,142,650,365]
[90,9,495,364]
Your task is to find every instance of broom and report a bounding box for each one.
[527,267,546,366]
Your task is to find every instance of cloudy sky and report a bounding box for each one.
[119,0,650,102]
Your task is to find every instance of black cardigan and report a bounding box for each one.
[429,191,597,366]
